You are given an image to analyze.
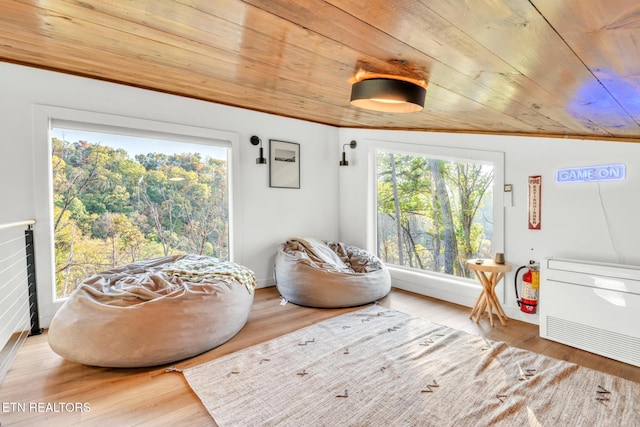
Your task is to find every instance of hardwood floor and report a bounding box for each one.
[1,287,638,426]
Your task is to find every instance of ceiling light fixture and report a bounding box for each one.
[350,74,427,113]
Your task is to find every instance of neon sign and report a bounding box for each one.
[556,164,626,183]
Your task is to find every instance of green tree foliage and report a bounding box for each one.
[51,136,228,298]
[377,151,493,278]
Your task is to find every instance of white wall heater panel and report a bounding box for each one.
[539,258,640,368]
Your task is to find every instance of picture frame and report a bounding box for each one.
[269,139,300,189]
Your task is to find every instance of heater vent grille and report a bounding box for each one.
[546,315,640,367]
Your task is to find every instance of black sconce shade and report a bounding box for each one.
[251,135,267,164]
[340,140,357,166]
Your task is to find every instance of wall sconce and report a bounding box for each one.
[250,135,267,164]
[340,140,357,166]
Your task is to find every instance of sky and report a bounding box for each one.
[50,128,227,160]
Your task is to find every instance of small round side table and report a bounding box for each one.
[467,259,512,326]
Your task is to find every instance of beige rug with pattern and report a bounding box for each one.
[184,305,640,426]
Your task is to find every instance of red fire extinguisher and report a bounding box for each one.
[514,261,539,314]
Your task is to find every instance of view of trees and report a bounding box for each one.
[51,134,229,299]
[376,151,494,279]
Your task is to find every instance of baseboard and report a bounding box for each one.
[256,277,276,289]
[258,267,539,325]
[503,306,540,325]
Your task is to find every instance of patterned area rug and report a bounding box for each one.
[184,305,640,426]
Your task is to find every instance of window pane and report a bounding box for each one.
[51,128,229,299]
[376,150,494,279]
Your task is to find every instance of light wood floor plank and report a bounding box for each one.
[0,287,638,426]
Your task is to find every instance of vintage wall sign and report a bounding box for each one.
[556,164,625,183]
[528,175,541,230]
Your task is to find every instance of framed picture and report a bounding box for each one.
[269,140,300,189]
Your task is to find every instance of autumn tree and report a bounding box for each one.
[377,151,493,278]
[51,135,229,297]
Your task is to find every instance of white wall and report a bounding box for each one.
[0,62,340,325]
[4,61,640,327]
[338,128,640,323]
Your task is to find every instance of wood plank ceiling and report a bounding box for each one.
[1,0,640,141]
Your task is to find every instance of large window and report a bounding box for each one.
[50,127,229,299]
[376,149,495,279]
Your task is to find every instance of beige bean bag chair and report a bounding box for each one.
[48,255,256,368]
[275,238,391,308]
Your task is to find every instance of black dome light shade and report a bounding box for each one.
[350,78,426,113]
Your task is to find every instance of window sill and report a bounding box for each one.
[388,265,486,309]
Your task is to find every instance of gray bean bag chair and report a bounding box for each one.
[48,254,255,368]
[275,238,391,308]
